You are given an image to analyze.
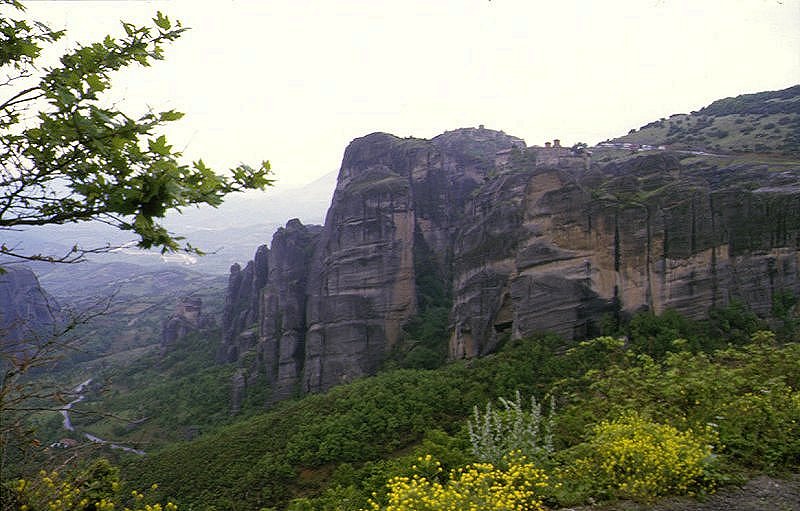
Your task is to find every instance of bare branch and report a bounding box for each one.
[0,86,40,112]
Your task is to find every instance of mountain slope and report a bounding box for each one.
[10,87,800,511]
[121,329,800,511]
[613,84,800,155]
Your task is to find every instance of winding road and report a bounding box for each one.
[58,378,146,456]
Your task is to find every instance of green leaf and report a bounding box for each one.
[159,110,184,122]
[0,8,273,262]
[86,73,106,92]
[154,12,171,31]
[147,135,172,156]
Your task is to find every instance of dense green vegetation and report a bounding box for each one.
[5,290,799,510]
[8,459,178,511]
[65,330,237,447]
[81,304,796,511]
[6,327,253,488]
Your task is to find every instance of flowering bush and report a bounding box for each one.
[569,414,717,502]
[367,454,549,511]
[8,459,177,511]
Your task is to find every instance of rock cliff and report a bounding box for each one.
[219,220,323,407]
[220,114,800,402]
[0,266,62,353]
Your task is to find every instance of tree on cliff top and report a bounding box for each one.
[0,0,273,265]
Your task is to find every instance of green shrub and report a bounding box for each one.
[717,385,800,469]
[8,459,176,511]
[119,327,798,509]
[467,391,554,466]
[560,341,800,472]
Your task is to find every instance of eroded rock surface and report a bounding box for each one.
[0,267,62,352]
[219,127,800,402]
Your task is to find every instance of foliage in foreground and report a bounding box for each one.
[561,414,717,502]
[1,0,271,486]
[0,0,272,264]
[368,454,549,511]
[5,459,177,511]
[559,334,800,471]
[7,304,793,510]
[109,317,797,510]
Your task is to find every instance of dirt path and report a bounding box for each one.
[563,474,800,511]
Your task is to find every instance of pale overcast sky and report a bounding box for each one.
[24,0,800,190]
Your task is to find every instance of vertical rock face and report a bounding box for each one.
[217,244,269,363]
[219,126,800,403]
[448,151,800,357]
[219,220,322,410]
[0,267,62,353]
[260,219,322,402]
[301,130,526,393]
[303,133,423,392]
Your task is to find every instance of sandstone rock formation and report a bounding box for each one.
[0,266,62,353]
[219,125,800,403]
[217,246,269,363]
[218,219,322,407]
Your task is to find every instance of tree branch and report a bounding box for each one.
[0,85,40,112]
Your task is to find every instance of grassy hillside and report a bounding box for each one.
[109,307,799,510]
[14,328,256,480]
[120,334,589,509]
[11,287,795,510]
[64,330,240,448]
[613,85,800,155]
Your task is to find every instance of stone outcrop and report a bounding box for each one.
[218,219,322,408]
[161,296,214,349]
[299,129,526,394]
[259,219,322,402]
[217,244,270,363]
[0,267,62,353]
[219,126,800,403]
